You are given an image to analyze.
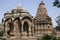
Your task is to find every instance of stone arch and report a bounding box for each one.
[13,17,22,33]
[5,18,12,22]
[23,22,29,33]
[7,22,12,35]
[21,16,34,37]
[14,17,20,21]
[4,18,14,36]
[23,21,30,36]
[22,16,32,22]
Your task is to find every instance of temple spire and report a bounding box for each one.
[40,1,45,5]
[36,1,47,18]
[35,1,48,22]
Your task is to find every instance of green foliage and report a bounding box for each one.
[38,34,57,40]
[57,37,60,40]
[41,34,53,40]
[54,26,60,31]
[52,37,57,40]
[53,0,60,7]
[0,30,3,37]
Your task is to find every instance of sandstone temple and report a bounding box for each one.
[0,1,60,40]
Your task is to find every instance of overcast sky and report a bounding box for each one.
[0,0,60,27]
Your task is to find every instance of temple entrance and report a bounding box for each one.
[14,17,22,33]
[23,22,29,34]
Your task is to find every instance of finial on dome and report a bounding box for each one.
[17,3,22,7]
[13,3,25,9]
[40,1,45,5]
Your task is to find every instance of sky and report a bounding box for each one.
[0,0,60,27]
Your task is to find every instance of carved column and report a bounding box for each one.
[28,21,31,37]
[21,21,23,37]
[31,21,34,36]
[4,22,8,37]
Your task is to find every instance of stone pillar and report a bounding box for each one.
[21,22,23,37]
[29,25,31,37]
[31,22,34,36]
[4,22,8,37]
[13,21,16,37]
[34,23,38,37]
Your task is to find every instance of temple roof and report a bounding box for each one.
[34,1,52,24]
[5,11,11,13]
[4,11,11,15]
[12,4,28,13]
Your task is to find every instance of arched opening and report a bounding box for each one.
[14,17,22,33]
[4,18,13,36]
[5,18,12,33]
[18,19,22,33]
[23,22,29,34]
[7,22,14,36]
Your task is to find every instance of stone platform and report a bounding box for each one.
[0,37,38,40]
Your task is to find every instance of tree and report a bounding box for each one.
[41,34,52,40]
[54,15,60,31]
[54,26,60,31]
[56,16,60,26]
[53,0,60,7]
[57,37,60,40]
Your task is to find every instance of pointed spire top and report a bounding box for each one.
[40,1,45,5]
[41,1,43,3]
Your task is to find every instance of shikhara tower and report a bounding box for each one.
[34,1,53,37]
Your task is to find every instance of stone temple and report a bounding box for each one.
[0,1,60,40]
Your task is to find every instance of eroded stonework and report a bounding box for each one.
[0,1,59,40]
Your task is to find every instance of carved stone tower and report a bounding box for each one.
[34,1,53,37]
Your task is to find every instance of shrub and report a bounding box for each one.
[0,30,3,37]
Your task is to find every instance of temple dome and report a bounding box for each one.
[4,11,11,16]
[12,4,28,14]
[4,11,12,18]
